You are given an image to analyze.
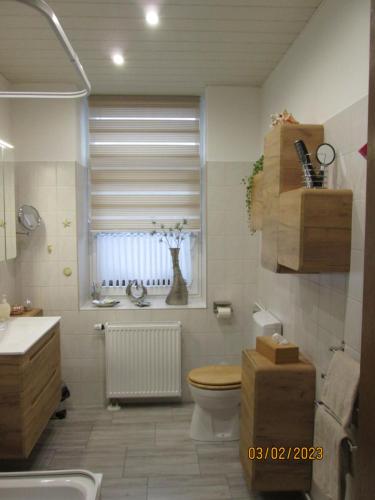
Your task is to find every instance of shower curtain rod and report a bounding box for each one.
[0,0,91,99]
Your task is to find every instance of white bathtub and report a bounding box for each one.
[0,470,102,500]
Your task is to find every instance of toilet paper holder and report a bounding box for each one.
[213,301,233,314]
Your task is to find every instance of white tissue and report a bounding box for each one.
[271,332,288,345]
[216,306,232,319]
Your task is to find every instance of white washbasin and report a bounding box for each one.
[0,470,102,500]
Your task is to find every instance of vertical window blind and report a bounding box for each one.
[89,96,201,231]
[95,232,194,287]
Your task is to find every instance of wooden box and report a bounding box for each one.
[256,336,299,364]
[278,188,353,272]
[250,172,263,232]
[261,124,324,272]
[240,350,315,492]
[11,308,43,317]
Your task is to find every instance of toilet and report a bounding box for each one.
[188,308,281,442]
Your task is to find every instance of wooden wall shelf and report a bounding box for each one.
[260,123,353,274]
[278,188,353,273]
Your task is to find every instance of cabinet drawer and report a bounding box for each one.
[22,367,61,457]
[22,327,60,405]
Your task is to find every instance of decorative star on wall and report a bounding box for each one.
[62,219,72,228]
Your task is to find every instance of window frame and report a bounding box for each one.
[87,95,206,305]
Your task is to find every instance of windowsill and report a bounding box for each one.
[80,295,207,311]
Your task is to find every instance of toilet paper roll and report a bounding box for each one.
[216,306,232,319]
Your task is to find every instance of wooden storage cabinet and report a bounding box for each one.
[278,188,353,272]
[261,123,324,273]
[0,325,61,458]
[260,123,353,274]
[240,350,315,492]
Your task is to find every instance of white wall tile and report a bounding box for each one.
[344,298,363,352]
[348,250,364,302]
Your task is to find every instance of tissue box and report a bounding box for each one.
[256,336,299,364]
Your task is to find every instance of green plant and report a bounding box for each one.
[242,155,264,231]
[151,219,188,248]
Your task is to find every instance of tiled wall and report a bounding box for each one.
[257,97,367,397]
[16,161,78,311]
[15,160,259,406]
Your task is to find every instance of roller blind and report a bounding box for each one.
[89,96,201,231]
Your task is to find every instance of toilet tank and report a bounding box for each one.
[248,309,282,349]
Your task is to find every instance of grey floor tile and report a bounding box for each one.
[155,421,192,446]
[126,445,197,463]
[0,405,306,500]
[81,449,126,479]
[197,443,243,475]
[147,484,231,500]
[88,423,156,447]
[148,475,229,488]
[226,473,252,499]
[100,477,147,500]
[47,445,85,470]
[125,460,200,477]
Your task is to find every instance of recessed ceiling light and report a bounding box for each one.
[112,53,125,66]
[0,138,14,149]
[145,9,159,26]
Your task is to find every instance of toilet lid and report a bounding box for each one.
[189,380,241,391]
[188,365,241,387]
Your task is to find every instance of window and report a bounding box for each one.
[89,96,202,296]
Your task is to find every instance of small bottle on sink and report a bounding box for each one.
[0,294,11,331]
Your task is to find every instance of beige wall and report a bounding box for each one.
[261,0,370,133]
[205,86,261,161]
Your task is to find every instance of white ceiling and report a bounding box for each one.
[0,0,323,95]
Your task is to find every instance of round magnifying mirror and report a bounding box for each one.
[316,143,336,166]
[18,205,41,231]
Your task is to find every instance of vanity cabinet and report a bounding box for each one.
[240,350,315,492]
[0,322,61,458]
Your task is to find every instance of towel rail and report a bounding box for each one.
[314,400,359,455]
[0,0,91,99]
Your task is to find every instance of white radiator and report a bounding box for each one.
[104,322,181,399]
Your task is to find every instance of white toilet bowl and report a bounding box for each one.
[187,365,241,442]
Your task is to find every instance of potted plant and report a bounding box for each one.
[242,155,264,233]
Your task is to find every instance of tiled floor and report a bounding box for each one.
[0,404,305,500]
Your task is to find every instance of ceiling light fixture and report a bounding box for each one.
[145,9,159,26]
[112,53,125,66]
[0,139,14,149]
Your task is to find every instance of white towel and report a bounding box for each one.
[321,351,360,428]
[313,405,348,500]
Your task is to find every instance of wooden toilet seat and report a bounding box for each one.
[187,365,241,390]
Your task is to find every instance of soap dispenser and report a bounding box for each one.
[0,294,11,330]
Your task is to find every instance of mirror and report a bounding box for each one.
[4,161,16,259]
[18,205,41,232]
[0,164,4,262]
[316,143,336,167]
[0,147,16,261]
